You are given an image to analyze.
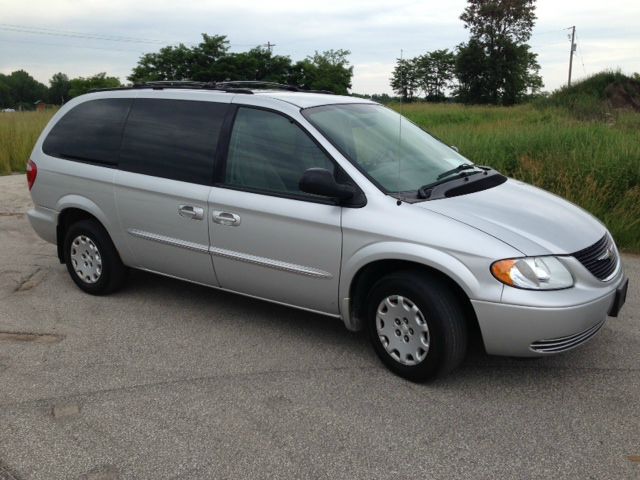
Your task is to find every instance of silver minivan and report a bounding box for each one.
[27,82,628,380]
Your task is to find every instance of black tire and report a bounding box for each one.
[63,219,127,295]
[366,270,468,381]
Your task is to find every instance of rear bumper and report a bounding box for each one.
[472,283,621,357]
[27,206,58,244]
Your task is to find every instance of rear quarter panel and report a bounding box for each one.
[29,92,140,265]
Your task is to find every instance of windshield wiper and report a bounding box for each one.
[437,163,477,180]
[417,165,482,199]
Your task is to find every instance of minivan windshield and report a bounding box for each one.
[302,104,474,194]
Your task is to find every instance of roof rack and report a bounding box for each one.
[89,81,253,94]
[89,80,334,95]
[214,81,334,95]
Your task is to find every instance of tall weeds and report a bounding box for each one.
[396,103,640,252]
[0,111,55,175]
[1,104,638,251]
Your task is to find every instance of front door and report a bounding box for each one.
[209,106,342,314]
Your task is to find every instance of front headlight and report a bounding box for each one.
[491,256,574,290]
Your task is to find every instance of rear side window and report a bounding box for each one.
[42,98,131,165]
[119,99,227,184]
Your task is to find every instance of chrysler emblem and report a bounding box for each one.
[598,246,614,261]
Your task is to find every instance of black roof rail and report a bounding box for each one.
[215,81,298,91]
[89,80,334,95]
[135,81,254,94]
[140,80,206,89]
[89,81,253,94]
[214,81,334,95]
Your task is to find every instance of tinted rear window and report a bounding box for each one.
[42,98,131,165]
[119,99,227,184]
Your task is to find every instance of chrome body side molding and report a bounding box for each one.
[127,228,209,254]
[127,228,333,279]
[209,246,333,279]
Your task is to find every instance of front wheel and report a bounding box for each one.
[366,271,468,381]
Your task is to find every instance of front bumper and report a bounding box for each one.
[472,278,626,357]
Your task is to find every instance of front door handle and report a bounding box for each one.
[212,211,241,226]
[178,205,204,220]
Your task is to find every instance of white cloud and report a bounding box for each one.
[1,0,638,94]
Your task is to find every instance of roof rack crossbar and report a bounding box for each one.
[88,80,335,95]
[215,81,334,94]
[89,81,253,94]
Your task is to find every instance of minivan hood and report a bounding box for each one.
[417,179,605,256]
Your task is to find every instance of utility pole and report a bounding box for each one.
[568,26,576,87]
[265,41,276,54]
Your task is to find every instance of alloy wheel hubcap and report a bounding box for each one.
[70,235,102,284]
[376,295,430,366]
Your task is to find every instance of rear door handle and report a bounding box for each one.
[212,211,241,226]
[178,205,204,220]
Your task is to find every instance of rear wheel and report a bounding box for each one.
[366,271,468,381]
[63,219,127,295]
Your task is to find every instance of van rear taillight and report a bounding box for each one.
[26,159,37,191]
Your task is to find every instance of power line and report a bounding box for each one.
[0,35,149,54]
[574,31,588,78]
[529,41,566,47]
[0,23,169,44]
[531,28,568,36]
[529,27,573,47]
[0,24,269,51]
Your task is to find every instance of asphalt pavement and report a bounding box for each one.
[0,174,639,479]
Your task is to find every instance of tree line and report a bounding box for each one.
[0,35,353,109]
[391,0,543,105]
[2,1,544,109]
[129,34,353,94]
[0,71,123,110]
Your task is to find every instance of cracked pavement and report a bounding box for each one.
[0,174,639,479]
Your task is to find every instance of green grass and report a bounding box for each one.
[393,102,640,252]
[0,110,55,175]
[1,99,639,252]
[534,70,640,120]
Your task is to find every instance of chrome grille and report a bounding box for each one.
[530,320,606,353]
[572,235,618,280]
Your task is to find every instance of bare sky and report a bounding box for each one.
[1,0,638,94]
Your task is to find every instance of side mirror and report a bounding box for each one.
[299,168,355,202]
[451,145,460,153]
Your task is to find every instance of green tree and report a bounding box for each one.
[68,73,121,98]
[289,50,353,94]
[212,47,292,83]
[461,0,537,45]
[129,34,230,83]
[128,35,353,93]
[129,36,294,84]
[1,70,48,109]
[371,93,394,104]
[390,58,419,102]
[190,34,233,81]
[129,43,202,82]
[48,72,70,104]
[455,39,490,103]
[0,74,13,108]
[415,49,456,101]
[456,0,542,105]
